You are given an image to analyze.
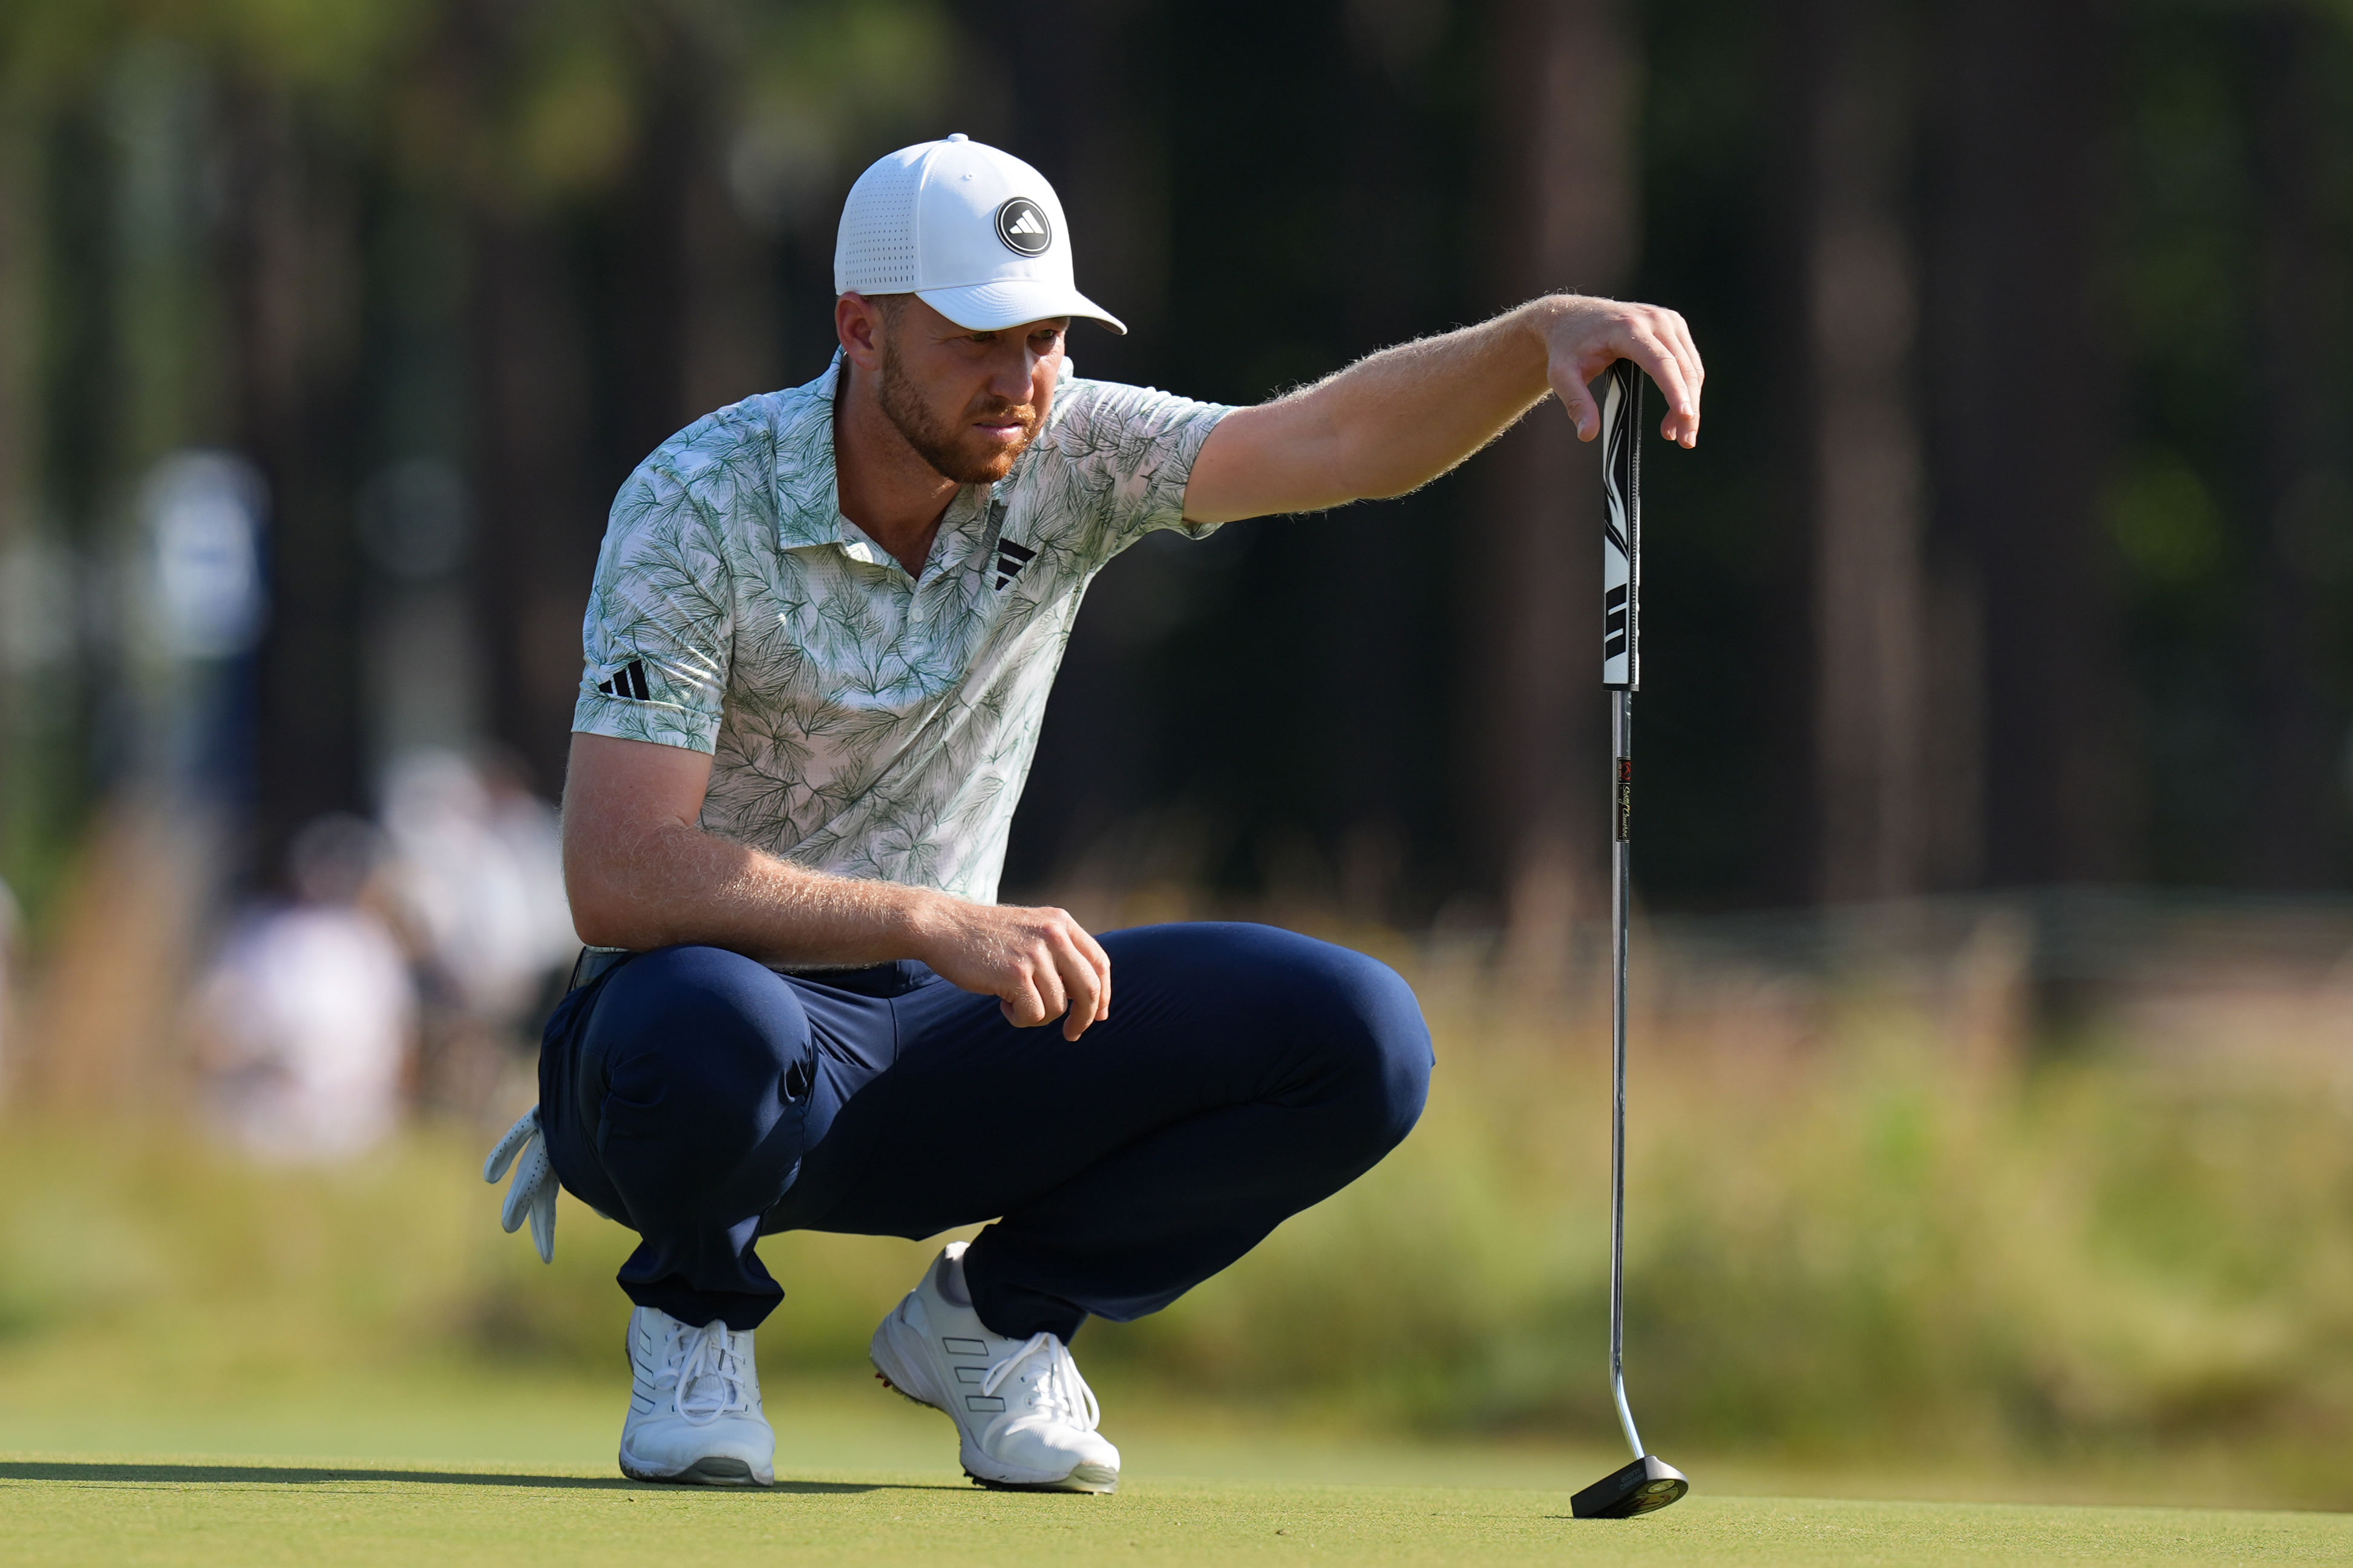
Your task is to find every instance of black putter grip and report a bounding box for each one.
[1601,359,1640,691]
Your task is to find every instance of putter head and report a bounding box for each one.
[1571,1454,1689,1518]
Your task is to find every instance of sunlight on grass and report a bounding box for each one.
[2,927,2351,1509]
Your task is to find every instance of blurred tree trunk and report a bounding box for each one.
[222,88,365,874]
[470,212,596,797]
[612,27,776,465]
[2246,5,2346,888]
[1925,0,2132,886]
[1790,0,1933,902]
[1466,0,1635,963]
[441,0,602,800]
[1329,0,1454,922]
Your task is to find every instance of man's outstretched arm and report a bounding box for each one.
[562,731,1112,1039]
[1181,294,1702,526]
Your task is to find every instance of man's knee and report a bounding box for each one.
[588,945,813,1140]
[1313,946,1433,1146]
[1222,926,1432,1148]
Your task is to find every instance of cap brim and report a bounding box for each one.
[918,279,1127,336]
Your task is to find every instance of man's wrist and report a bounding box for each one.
[1514,295,1580,381]
[1521,292,1593,341]
[890,884,951,964]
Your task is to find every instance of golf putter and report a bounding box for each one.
[1570,359,1690,1521]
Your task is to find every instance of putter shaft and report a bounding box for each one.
[1609,686,1642,1461]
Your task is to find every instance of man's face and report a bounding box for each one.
[872,296,1068,485]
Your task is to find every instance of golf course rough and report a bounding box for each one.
[5,1459,2349,1567]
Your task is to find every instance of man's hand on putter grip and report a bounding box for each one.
[915,896,1113,1040]
[1540,296,1705,449]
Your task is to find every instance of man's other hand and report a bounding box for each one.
[914,898,1113,1041]
[1541,295,1706,449]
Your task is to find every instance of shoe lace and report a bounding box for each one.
[980,1332,1101,1432]
[664,1321,752,1427]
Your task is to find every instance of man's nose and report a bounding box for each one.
[983,346,1039,397]
[988,351,1037,400]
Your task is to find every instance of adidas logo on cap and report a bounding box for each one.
[995,197,1052,257]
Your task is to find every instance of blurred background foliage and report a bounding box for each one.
[5,0,2353,1504]
[5,0,2353,927]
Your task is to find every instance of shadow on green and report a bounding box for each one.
[0,1459,957,1495]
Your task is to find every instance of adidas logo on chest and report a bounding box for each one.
[992,539,1036,590]
[984,500,1038,591]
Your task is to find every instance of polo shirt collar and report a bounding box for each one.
[771,351,854,552]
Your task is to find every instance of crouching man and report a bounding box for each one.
[486,134,1704,1492]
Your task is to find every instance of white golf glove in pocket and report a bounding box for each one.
[485,1105,558,1263]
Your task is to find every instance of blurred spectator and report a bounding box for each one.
[376,748,575,1116]
[192,815,414,1163]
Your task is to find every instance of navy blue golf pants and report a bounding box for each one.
[537,923,1433,1339]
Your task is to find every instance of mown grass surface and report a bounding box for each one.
[7,918,2353,1516]
[7,1455,2349,1568]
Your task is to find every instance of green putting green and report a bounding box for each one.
[4,1456,2348,1567]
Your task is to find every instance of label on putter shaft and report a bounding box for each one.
[1614,756,1632,841]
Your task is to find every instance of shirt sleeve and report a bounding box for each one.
[572,459,735,754]
[1040,377,1234,569]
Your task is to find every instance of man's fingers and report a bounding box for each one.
[1669,310,1707,389]
[999,976,1049,1030]
[1629,329,1694,426]
[1028,955,1070,1030]
[1649,310,1704,446]
[1052,934,1104,1042]
[1614,325,1697,449]
[1586,333,1686,444]
[1074,924,1113,1023]
[1559,376,1602,443]
[1652,307,1700,382]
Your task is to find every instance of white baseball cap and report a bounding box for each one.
[834,134,1126,336]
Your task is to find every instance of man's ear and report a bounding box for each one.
[836,293,886,370]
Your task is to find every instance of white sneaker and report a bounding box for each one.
[869,1241,1121,1493]
[617,1305,776,1486]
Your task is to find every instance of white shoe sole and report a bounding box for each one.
[618,1449,771,1486]
[869,1313,1118,1494]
